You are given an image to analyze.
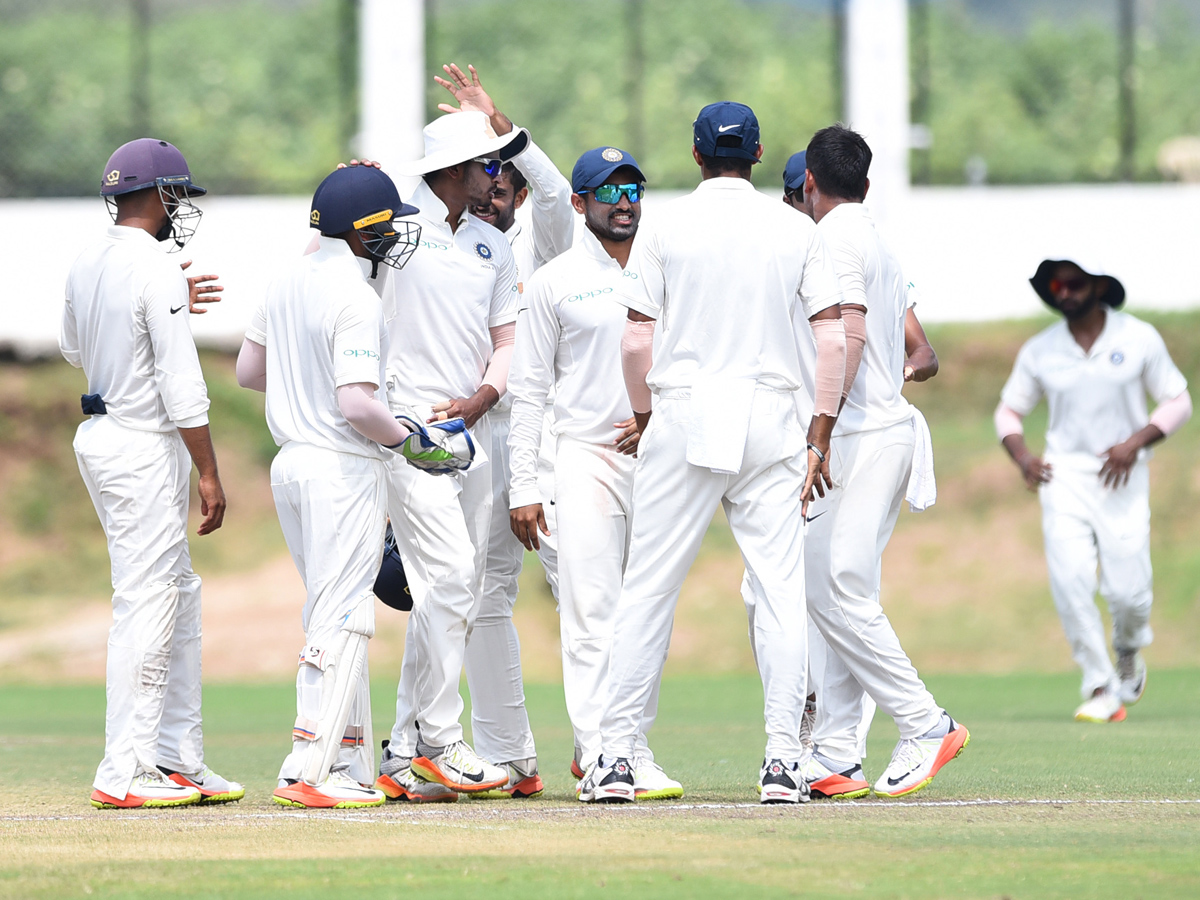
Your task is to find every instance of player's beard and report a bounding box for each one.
[585,203,638,243]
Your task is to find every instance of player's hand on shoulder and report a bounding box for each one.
[180,260,223,315]
[614,417,640,456]
[510,504,548,551]
[336,159,382,170]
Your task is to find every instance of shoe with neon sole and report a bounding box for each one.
[873,714,970,798]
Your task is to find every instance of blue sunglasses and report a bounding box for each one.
[580,183,643,204]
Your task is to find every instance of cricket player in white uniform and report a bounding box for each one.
[373,111,529,802]
[996,258,1191,723]
[238,166,467,808]
[432,64,576,796]
[509,146,683,799]
[748,127,969,800]
[63,138,242,809]
[580,102,848,805]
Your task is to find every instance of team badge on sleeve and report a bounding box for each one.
[474,242,493,261]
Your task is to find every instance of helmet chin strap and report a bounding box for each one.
[370,258,380,279]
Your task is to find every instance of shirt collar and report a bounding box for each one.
[107,224,161,245]
[693,176,756,193]
[821,201,870,225]
[314,234,372,280]
[577,225,624,267]
[411,180,468,233]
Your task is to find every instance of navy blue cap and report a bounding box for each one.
[783,151,807,192]
[693,102,760,161]
[309,165,418,234]
[571,147,646,193]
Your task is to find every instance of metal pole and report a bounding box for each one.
[337,0,359,155]
[131,0,150,137]
[910,0,932,184]
[1118,0,1136,181]
[627,0,646,161]
[832,0,846,122]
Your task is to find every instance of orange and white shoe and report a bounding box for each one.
[1075,688,1127,723]
[800,752,871,800]
[90,770,201,809]
[375,744,457,803]
[160,765,245,804]
[468,758,545,800]
[874,714,970,798]
[273,771,385,809]
[570,758,586,780]
[411,740,507,793]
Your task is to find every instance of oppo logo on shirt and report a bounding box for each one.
[344,349,380,359]
[420,239,451,252]
[622,270,639,281]
[564,286,614,303]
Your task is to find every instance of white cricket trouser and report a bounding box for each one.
[804,421,941,760]
[805,621,875,760]
[555,435,658,768]
[600,390,810,762]
[1039,456,1153,699]
[271,444,386,785]
[464,408,536,763]
[74,416,204,800]
[535,412,561,599]
[387,414,493,752]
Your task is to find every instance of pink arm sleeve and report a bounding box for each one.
[337,383,411,446]
[482,322,517,397]
[810,317,847,417]
[621,318,655,414]
[1149,390,1192,436]
[236,337,267,392]
[993,402,1024,440]
[841,307,866,401]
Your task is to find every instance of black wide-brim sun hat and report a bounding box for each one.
[1030,259,1126,310]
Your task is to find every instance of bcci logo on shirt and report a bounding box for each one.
[474,242,493,261]
[1110,351,1125,365]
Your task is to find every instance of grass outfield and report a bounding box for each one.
[1,672,1198,899]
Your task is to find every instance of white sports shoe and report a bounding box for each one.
[799,752,871,800]
[273,770,385,809]
[1074,688,1126,723]
[91,769,201,809]
[159,765,245,804]
[577,756,635,803]
[375,743,457,803]
[758,758,810,805]
[632,756,683,800]
[411,740,508,793]
[873,714,970,798]
[1117,651,1147,705]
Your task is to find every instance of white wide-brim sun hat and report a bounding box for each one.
[397,111,530,177]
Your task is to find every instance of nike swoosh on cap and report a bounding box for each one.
[717,124,740,132]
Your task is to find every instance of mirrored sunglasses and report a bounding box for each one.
[473,158,503,178]
[582,183,643,205]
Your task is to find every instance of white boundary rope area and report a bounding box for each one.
[3,797,1198,825]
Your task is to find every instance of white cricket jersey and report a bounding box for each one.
[60,225,209,432]
[494,134,575,418]
[1001,309,1187,467]
[381,180,520,408]
[506,133,575,284]
[507,228,634,509]
[796,202,913,436]
[246,236,389,459]
[619,177,841,394]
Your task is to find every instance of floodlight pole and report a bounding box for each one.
[1118,0,1136,181]
[843,0,910,232]
[359,0,425,177]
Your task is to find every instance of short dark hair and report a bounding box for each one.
[502,162,527,193]
[699,154,754,178]
[805,125,871,201]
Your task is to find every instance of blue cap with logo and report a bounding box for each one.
[783,151,807,192]
[309,165,419,234]
[571,146,647,193]
[693,101,760,162]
